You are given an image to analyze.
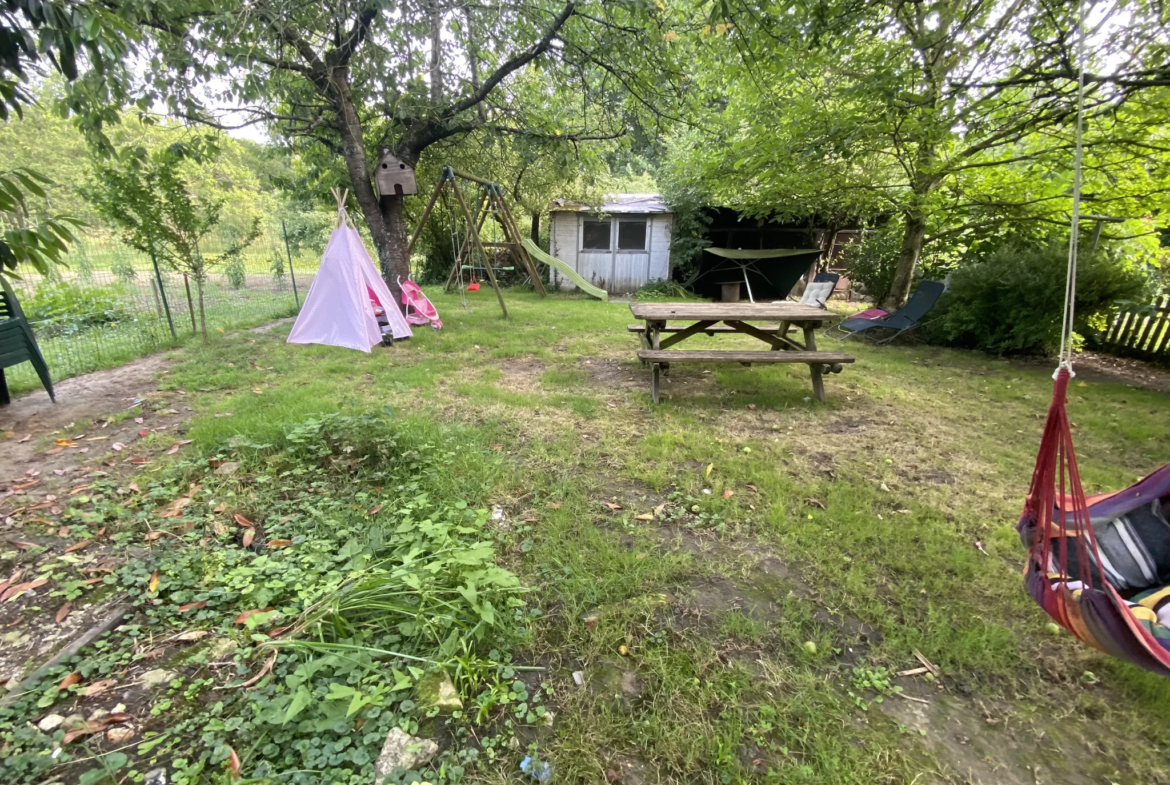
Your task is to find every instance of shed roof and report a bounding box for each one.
[550,193,671,215]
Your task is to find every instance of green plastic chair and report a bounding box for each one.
[0,275,54,405]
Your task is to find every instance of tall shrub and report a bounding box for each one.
[928,242,1149,355]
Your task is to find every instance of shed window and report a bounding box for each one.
[582,218,611,250]
[618,220,647,251]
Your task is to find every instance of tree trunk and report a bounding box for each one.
[530,211,540,248]
[883,211,927,311]
[196,277,208,342]
[463,7,486,123]
[182,273,197,335]
[429,0,443,103]
[379,195,410,293]
[329,66,409,300]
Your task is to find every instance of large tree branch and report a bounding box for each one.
[441,1,576,120]
[328,6,378,68]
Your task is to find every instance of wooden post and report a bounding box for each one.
[494,191,545,295]
[450,178,508,318]
[444,193,490,292]
[406,177,445,257]
[804,323,826,403]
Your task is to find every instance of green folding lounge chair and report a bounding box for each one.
[0,275,55,405]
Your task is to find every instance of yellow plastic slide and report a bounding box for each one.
[521,239,608,302]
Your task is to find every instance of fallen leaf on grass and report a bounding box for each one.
[148,570,160,593]
[143,531,164,541]
[55,439,76,447]
[18,434,30,443]
[227,747,242,778]
[546,502,560,510]
[233,513,254,529]
[128,458,149,466]
[68,485,91,496]
[178,601,207,612]
[82,679,117,697]
[705,463,714,477]
[167,439,193,455]
[234,607,274,625]
[746,484,759,492]
[0,568,25,594]
[653,504,665,516]
[634,513,654,521]
[64,539,93,553]
[85,435,108,441]
[367,504,382,516]
[1,578,48,601]
[55,602,72,623]
[176,629,210,641]
[804,498,826,510]
[134,417,144,424]
[158,497,191,518]
[12,542,38,550]
[603,502,622,511]
[44,447,64,455]
[58,671,82,690]
[490,444,503,451]
[111,442,125,452]
[266,539,291,549]
[722,490,735,499]
[234,651,277,690]
[61,713,133,744]
[242,529,255,548]
[138,429,149,437]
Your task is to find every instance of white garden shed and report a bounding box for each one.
[548,194,672,294]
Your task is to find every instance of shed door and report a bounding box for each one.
[612,218,650,293]
[577,216,613,291]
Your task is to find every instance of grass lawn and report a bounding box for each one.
[3,290,1170,784]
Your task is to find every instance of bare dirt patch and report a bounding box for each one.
[1055,351,1170,395]
[0,354,173,486]
[879,690,1107,785]
[495,357,546,393]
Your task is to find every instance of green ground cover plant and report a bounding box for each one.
[3,291,1170,784]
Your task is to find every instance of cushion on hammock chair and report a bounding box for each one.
[1056,498,1170,591]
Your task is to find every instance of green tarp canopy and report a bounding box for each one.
[703,247,822,260]
[694,247,823,300]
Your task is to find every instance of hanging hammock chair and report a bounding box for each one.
[1017,374,1170,676]
[1017,0,1170,676]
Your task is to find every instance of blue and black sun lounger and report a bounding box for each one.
[831,280,946,344]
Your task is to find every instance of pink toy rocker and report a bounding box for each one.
[398,277,443,330]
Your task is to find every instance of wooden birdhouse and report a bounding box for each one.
[374,151,417,197]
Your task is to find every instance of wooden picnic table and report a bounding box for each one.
[628,302,855,404]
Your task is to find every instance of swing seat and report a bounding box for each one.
[467,282,480,291]
[1019,369,1170,675]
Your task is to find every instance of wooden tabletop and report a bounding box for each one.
[629,302,835,322]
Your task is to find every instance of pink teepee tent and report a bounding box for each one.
[287,190,412,352]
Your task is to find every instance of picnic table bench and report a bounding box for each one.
[629,302,855,404]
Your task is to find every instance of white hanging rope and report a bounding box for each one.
[1057,0,1088,374]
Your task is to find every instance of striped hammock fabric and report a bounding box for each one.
[1017,368,1170,676]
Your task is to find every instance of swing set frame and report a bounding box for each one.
[406,166,545,318]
